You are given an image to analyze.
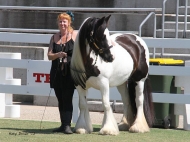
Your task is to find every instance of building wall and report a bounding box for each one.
[0,0,178,37]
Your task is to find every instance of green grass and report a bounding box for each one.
[0,119,190,142]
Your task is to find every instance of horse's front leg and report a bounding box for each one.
[74,86,93,134]
[99,80,119,135]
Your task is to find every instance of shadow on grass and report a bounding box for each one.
[1,127,55,134]
[0,125,101,135]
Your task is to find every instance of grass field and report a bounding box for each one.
[0,119,190,142]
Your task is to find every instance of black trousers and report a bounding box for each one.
[54,88,74,112]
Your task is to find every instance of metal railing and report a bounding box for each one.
[0,6,161,13]
[139,12,157,38]
[0,28,139,35]
[139,12,157,58]
[184,0,188,38]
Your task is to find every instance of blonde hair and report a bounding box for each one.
[57,13,74,32]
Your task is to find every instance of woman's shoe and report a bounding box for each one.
[53,125,73,134]
[63,125,73,134]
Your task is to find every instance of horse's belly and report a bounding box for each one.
[85,71,131,90]
[102,57,133,87]
[109,77,129,87]
[109,68,132,87]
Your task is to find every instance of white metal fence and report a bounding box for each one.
[0,32,190,130]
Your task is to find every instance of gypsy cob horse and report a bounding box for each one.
[70,15,154,135]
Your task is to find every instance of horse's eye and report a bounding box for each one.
[102,35,106,40]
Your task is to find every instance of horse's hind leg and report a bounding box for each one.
[117,83,135,131]
[74,86,93,134]
[129,80,149,133]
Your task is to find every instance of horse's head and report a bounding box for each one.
[79,15,114,63]
[89,15,114,62]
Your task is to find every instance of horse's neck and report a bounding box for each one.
[71,35,85,70]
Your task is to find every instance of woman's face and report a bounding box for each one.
[58,18,69,31]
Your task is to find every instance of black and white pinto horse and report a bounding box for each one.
[71,15,154,135]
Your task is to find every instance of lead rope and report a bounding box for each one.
[40,62,60,130]
[40,89,52,130]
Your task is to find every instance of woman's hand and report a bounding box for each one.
[57,52,67,58]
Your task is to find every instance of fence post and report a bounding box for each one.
[175,60,190,130]
[0,53,21,118]
[183,61,190,130]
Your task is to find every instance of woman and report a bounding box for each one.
[47,11,77,134]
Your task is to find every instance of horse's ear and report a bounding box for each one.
[105,15,111,23]
[96,16,105,27]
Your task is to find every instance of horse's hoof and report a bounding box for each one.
[118,122,130,131]
[74,128,89,134]
[99,129,119,136]
[129,123,150,133]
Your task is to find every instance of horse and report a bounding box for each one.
[70,15,154,135]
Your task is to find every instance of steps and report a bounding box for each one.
[156,5,190,38]
[156,29,190,38]
[164,21,190,29]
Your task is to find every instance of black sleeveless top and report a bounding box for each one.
[50,38,75,89]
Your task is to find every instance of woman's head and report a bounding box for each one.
[57,12,74,32]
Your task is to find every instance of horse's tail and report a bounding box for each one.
[128,78,154,127]
[143,77,155,127]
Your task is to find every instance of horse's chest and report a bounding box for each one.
[109,59,133,86]
[92,54,133,87]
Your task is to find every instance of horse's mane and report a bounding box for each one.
[71,17,98,89]
[79,17,97,65]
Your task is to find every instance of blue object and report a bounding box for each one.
[66,11,74,22]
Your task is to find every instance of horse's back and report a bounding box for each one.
[111,33,149,61]
[112,33,150,81]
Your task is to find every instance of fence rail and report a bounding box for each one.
[0,6,162,13]
[0,58,190,104]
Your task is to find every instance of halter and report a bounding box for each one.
[89,31,113,55]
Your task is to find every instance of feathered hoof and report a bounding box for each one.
[99,128,119,136]
[74,128,90,134]
[118,122,130,131]
[129,123,150,133]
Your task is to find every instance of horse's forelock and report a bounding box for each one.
[95,22,107,40]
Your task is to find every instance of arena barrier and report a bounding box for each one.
[0,35,190,130]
